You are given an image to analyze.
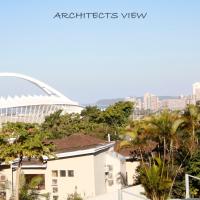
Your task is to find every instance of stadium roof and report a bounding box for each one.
[0,72,83,124]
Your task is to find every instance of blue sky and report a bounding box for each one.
[0,1,200,103]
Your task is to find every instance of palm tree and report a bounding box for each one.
[144,110,184,151]
[121,110,185,157]
[119,110,186,199]
[139,156,173,200]
[183,104,200,154]
[0,122,54,200]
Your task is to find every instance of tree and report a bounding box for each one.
[0,122,54,200]
[185,150,200,198]
[119,110,188,199]
[172,149,200,199]
[41,111,82,138]
[138,156,173,200]
[81,106,102,123]
[171,104,200,198]
[41,101,134,140]
[121,110,185,156]
[102,101,134,128]
[182,104,200,155]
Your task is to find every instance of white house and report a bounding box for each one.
[0,134,126,200]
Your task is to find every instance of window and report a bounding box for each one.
[0,191,6,200]
[53,196,58,200]
[60,170,66,177]
[52,170,58,177]
[68,170,74,177]
[52,179,57,185]
[24,174,45,190]
[53,187,58,193]
[0,175,6,182]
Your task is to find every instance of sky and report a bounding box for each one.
[0,1,200,104]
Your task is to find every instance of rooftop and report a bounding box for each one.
[115,140,157,159]
[12,134,112,168]
[48,134,110,153]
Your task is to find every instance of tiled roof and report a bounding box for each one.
[48,134,109,153]
[11,135,110,167]
[115,140,158,158]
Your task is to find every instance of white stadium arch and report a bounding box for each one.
[0,73,83,124]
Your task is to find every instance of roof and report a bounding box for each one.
[0,95,80,108]
[3,134,114,170]
[0,72,81,108]
[49,134,110,153]
[12,158,46,169]
[115,140,158,159]
[10,135,113,168]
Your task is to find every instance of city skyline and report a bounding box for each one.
[0,1,200,103]
[0,73,199,104]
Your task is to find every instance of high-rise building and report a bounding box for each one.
[143,93,159,112]
[124,96,143,110]
[193,82,200,96]
[192,82,200,101]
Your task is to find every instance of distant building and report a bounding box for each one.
[192,82,200,102]
[124,97,136,103]
[124,97,142,110]
[160,98,187,111]
[143,93,159,112]
[0,134,126,200]
[193,82,200,96]
[135,98,143,111]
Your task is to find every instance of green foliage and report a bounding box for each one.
[41,101,133,139]
[0,122,53,200]
[2,122,39,134]
[171,150,200,198]
[182,104,200,154]
[19,174,49,200]
[143,110,184,146]
[67,192,83,200]
[171,105,200,198]
[0,122,54,164]
[119,107,200,199]
[102,101,133,127]
[42,111,82,138]
[184,151,200,198]
[138,157,173,200]
[81,106,102,123]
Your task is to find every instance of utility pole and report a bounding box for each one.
[185,174,189,199]
[185,173,200,199]
[118,188,122,200]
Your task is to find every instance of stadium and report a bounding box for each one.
[0,73,83,125]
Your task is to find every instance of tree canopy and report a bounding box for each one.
[41,101,134,139]
[119,104,200,199]
[0,122,54,200]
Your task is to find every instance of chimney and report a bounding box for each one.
[107,134,111,142]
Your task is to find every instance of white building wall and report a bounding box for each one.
[125,161,140,186]
[5,155,95,200]
[0,167,13,200]
[0,146,126,200]
[93,152,107,195]
[45,155,95,200]
[105,152,126,193]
